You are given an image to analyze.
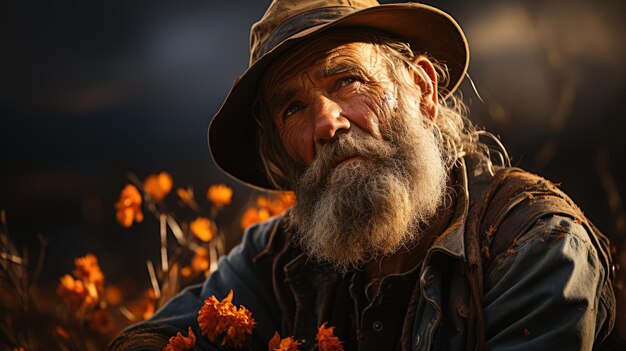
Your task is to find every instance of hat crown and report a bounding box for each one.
[250,0,380,65]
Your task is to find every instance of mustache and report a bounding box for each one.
[307,132,396,176]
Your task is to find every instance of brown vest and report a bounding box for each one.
[464,166,615,350]
[263,165,616,350]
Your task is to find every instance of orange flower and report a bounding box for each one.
[57,274,98,310]
[256,195,269,209]
[316,322,343,351]
[240,208,270,230]
[191,217,214,242]
[256,193,295,217]
[177,187,195,206]
[140,289,157,320]
[197,290,255,349]
[163,327,196,351]
[144,172,173,201]
[268,331,301,351]
[207,184,233,208]
[223,306,254,349]
[105,285,122,305]
[268,192,295,216]
[73,253,105,289]
[191,247,210,273]
[243,192,294,230]
[197,295,226,342]
[115,184,144,228]
[180,266,192,278]
[142,303,155,320]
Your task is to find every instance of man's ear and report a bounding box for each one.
[409,56,438,121]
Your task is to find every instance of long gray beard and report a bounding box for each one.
[286,106,448,272]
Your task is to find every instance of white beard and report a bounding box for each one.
[287,99,448,272]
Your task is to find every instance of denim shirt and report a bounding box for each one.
[108,169,614,350]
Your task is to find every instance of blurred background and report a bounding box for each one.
[1,0,625,348]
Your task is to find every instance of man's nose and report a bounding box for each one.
[313,96,350,144]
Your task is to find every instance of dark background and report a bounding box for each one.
[1,0,624,334]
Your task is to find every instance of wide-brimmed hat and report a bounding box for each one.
[208,0,469,191]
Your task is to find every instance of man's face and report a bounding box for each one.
[266,42,395,165]
[262,37,447,271]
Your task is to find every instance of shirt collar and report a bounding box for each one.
[418,157,472,263]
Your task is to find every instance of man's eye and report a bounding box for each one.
[285,103,304,117]
[339,76,358,87]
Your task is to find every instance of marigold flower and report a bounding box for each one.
[142,304,155,320]
[146,288,157,300]
[316,322,343,351]
[269,192,295,216]
[180,266,192,278]
[141,289,157,320]
[207,184,233,208]
[240,208,270,230]
[105,285,122,305]
[57,274,98,310]
[223,305,254,349]
[144,172,173,201]
[256,192,295,217]
[256,195,269,209]
[197,290,255,349]
[191,217,214,242]
[163,327,196,351]
[191,247,210,273]
[115,184,144,228]
[86,282,99,304]
[197,295,224,342]
[177,187,195,206]
[73,253,105,289]
[268,331,301,351]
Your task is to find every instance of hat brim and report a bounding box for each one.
[208,3,469,191]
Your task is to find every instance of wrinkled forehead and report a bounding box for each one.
[261,29,389,97]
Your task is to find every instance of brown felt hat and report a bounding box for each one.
[208,0,469,191]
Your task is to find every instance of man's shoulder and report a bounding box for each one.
[468,165,600,257]
[471,167,617,348]
[235,215,286,258]
[475,166,613,279]
[475,166,584,232]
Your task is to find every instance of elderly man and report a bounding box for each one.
[109,0,615,350]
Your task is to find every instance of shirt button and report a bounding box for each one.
[372,321,383,331]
